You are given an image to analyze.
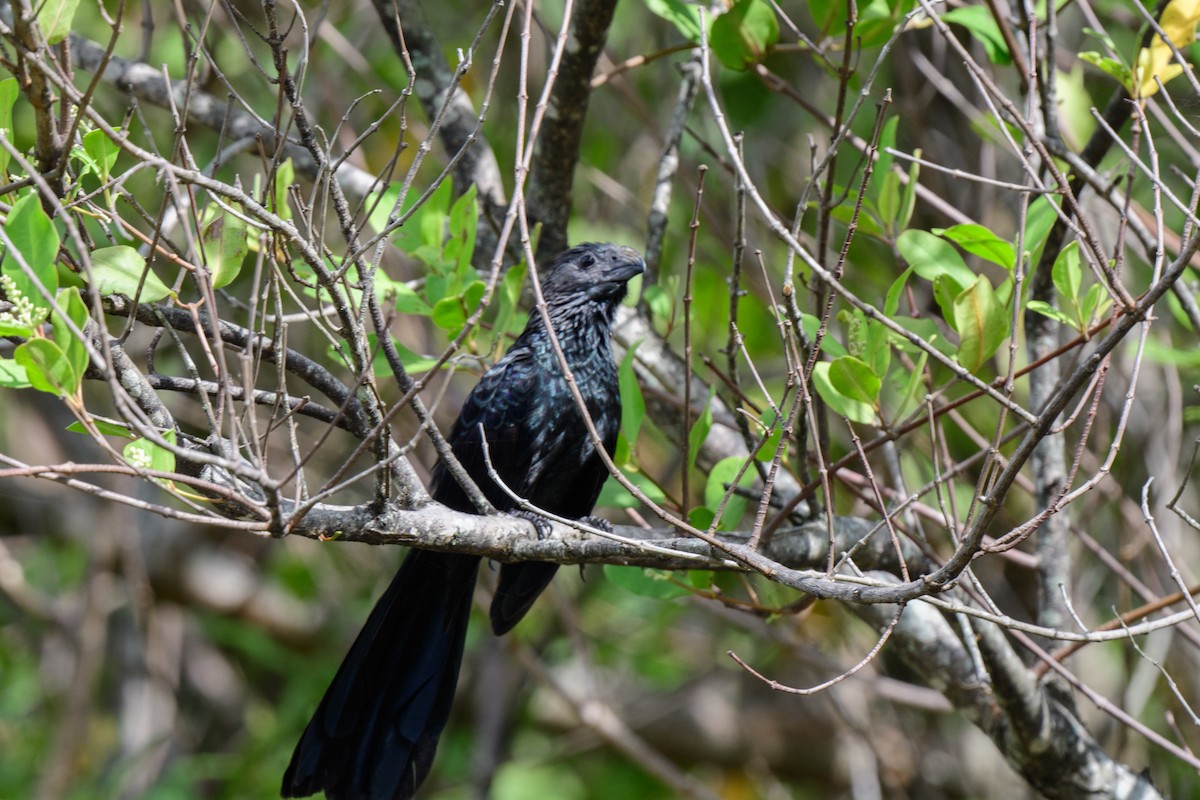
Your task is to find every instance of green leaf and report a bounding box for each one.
[0,78,17,135]
[936,223,1015,270]
[37,0,80,44]
[613,432,633,470]
[445,184,478,279]
[688,506,716,529]
[70,140,99,179]
[124,429,177,475]
[855,0,904,49]
[864,317,891,378]
[430,280,486,331]
[15,338,77,396]
[0,78,17,175]
[366,180,458,263]
[597,470,667,509]
[0,358,30,388]
[891,351,928,423]
[1026,299,1077,328]
[868,122,899,229]
[888,316,953,357]
[953,276,1009,373]
[995,275,1014,308]
[1080,283,1113,327]
[704,456,758,530]
[491,260,528,343]
[751,408,784,462]
[2,193,61,308]
[90,246,173,302]
[942,6,1012,65]
[810,0,901,47]
[812,361,876,424]
[1022,195,1060,260]
[885,266,913,317]
[82,129,119,180]
[424,273,451,308]
[829,193,885,240]
[617,341,646,467]
[387,339,441,373]
[1079,52,1133,89]
[933,273,965,329]
[200,210,248,290]
[829,354,882,404]
[1051,240,1082,314]
[52,287,90,382]
[709,0,779,70]
[273,158,294,221]
[0,319,35,337]
[877,171,902,236]
[503,260,527,308]
[809,0,843,36]
[352,335,445,376]
[1081,27,1120,54]
[67,418,135,438]
[463,280,486,314]
[839,308,868,359]
[799,312,849,357]
[686,387,715,473]
[896,229,975,288]
[897,149,921,233]
[376,273,432,315]
[645,0,703,40]
[868,117,899,214]
[366,184,404,238]
[420,180,454,252]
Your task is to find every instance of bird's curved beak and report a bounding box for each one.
[609,246,646,283]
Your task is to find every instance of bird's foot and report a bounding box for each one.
[508,509,554,540]
[578,515,613,533]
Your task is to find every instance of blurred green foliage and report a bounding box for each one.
[4,0,1200,797]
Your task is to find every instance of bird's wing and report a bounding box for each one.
[522,358,620,515]
[432,347,542,512]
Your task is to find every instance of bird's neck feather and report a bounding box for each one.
[533,299,616,361]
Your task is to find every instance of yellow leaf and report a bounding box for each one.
[1161,0,1200,45]
[1136,42,1185,97]
[1135,0,1200,97]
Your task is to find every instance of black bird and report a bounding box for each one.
[282,243,645,800]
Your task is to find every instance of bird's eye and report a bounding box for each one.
[579,254,595,269]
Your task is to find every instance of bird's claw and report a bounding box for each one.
[508,509,553,540]
[580,515,613,533]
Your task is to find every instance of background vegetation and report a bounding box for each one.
[2,0,1200,797]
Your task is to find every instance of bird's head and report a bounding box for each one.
[541,243,645,309]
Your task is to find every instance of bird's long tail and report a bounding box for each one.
[490,561,559,635]
[282,550,479,800]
